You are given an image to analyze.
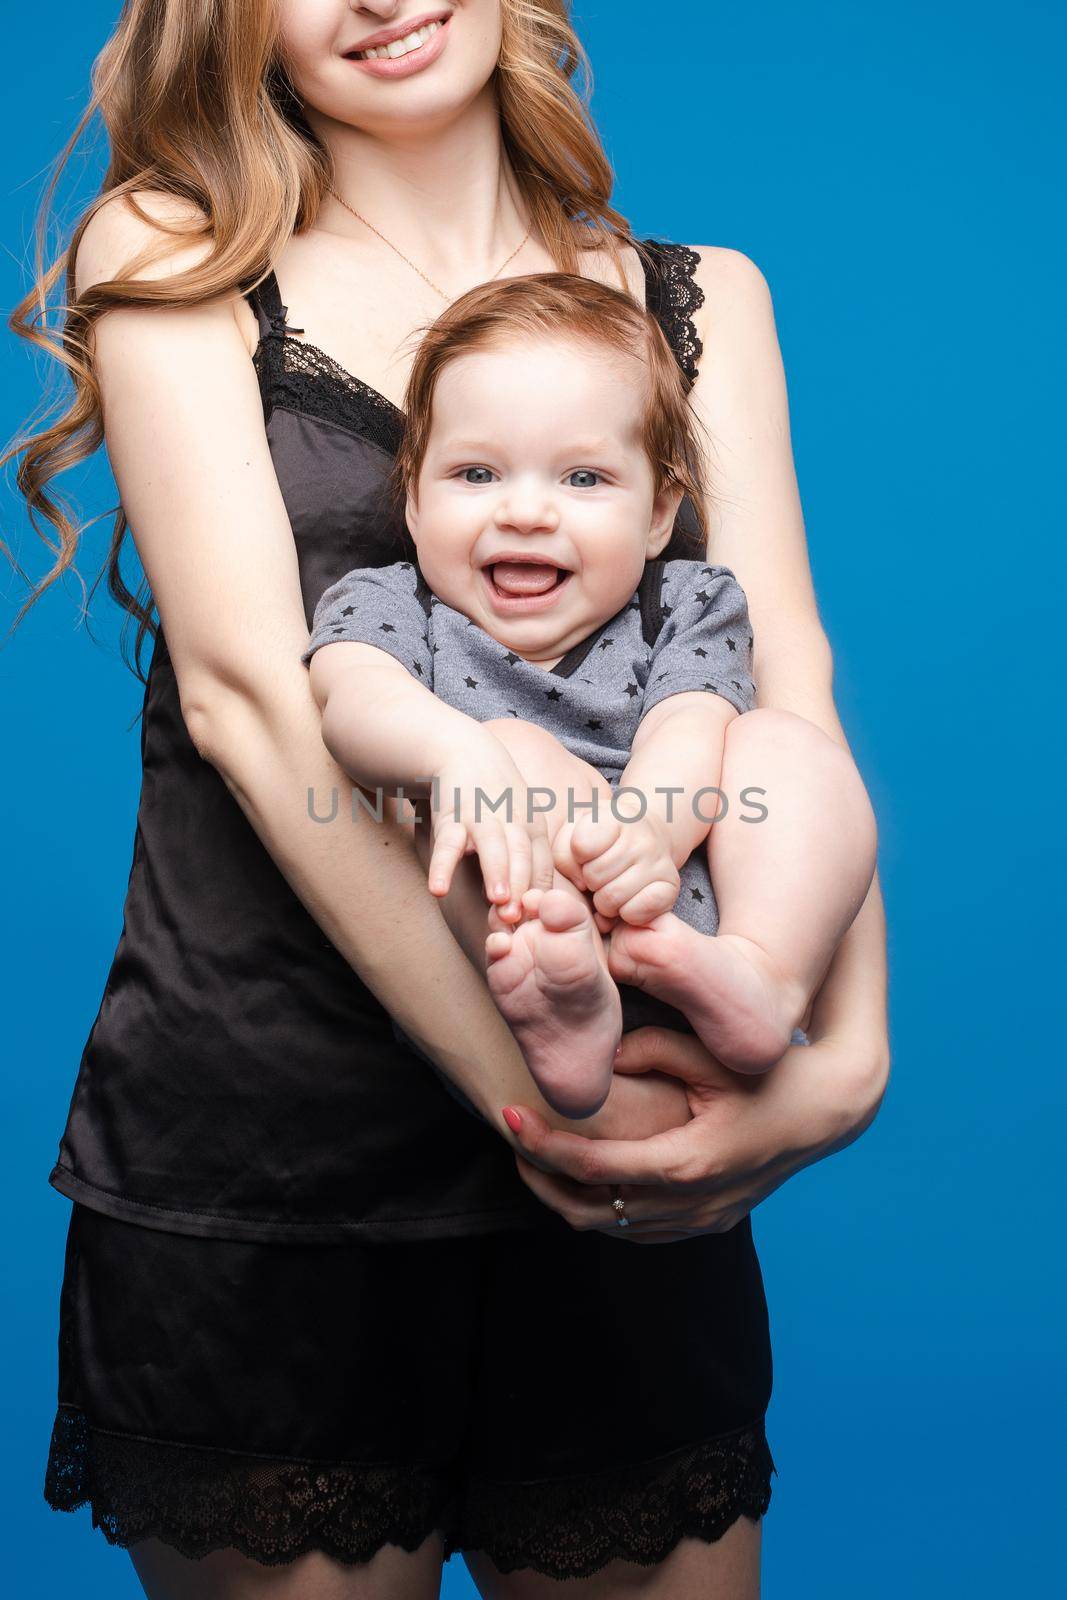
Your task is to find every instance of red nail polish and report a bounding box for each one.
[502,1106,523,1134]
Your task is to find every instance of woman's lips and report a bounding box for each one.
[481,565,572,615]
[345,15,451,79]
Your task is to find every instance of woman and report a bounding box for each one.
[7,2,889,1595]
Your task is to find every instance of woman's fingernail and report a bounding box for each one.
[614,1044,623,1058]
[502,1106,523,1134]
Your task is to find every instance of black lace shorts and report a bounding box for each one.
[44,1202,776,1580]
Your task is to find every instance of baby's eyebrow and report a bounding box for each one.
[438,439,498,454]
[559,438,619,455]
[438,436,624,457]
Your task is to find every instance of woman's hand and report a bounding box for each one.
[504,1023,887,1242]
[572,1056,693,1143]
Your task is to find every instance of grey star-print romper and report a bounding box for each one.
[303,555,756,939]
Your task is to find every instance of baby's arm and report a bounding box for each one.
[309,640,551,914]
[302,561,553,913]
[559,562,755,927]
[621,689,737,864]
[309,635,475,791]
[559,692,735,929]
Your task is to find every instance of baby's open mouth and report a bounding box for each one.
[480,559,573,613]
[488,561,568,598]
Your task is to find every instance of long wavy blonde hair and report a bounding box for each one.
[3,0,643,679]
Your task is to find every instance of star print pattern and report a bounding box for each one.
[304,557,753,715]
[639,561,755,723]
[301,557,756,940]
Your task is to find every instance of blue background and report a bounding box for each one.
[2,2,1063,1594]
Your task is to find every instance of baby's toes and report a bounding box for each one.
[485,929,513,963]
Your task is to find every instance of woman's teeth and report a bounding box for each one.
[355,21,443,61]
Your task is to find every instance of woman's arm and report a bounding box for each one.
[71,192,564,1129]
[689,245,889,1104]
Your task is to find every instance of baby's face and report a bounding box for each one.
[405,337,682,664]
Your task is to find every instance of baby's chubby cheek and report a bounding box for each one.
[577,552,647,621]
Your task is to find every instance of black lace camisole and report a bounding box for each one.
[48,240,709,1243]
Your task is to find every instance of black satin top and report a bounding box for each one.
[48,239,709,1243]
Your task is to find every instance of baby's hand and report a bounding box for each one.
[550,821,613,933]
[564,807,681,927]
[428,735,554,920]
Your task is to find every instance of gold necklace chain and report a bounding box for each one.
[326,186,532,302]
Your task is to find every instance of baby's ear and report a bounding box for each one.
[404,485,420,543]
[645,481,685,557]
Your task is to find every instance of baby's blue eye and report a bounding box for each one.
[568,469,600,488]
[462,466,494,484]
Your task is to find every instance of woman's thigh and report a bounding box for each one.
[453,1222,774,1589]
[130,1534,445,1600]
[47,1209,483,1596]
[464,1518,761,1599]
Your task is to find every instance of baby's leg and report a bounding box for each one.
[609,709,877,1073]
[414,720,622,1119]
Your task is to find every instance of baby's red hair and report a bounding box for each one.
[389,271,710,548]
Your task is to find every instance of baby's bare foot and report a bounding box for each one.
[486,888,621,1118]
[608,916,804,1074]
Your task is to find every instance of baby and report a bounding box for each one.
[303,272,876,1119]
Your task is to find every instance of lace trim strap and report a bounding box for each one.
[245,267,305,342]
[639,238,706,387]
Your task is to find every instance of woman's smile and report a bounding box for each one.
[344,11,453,79]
